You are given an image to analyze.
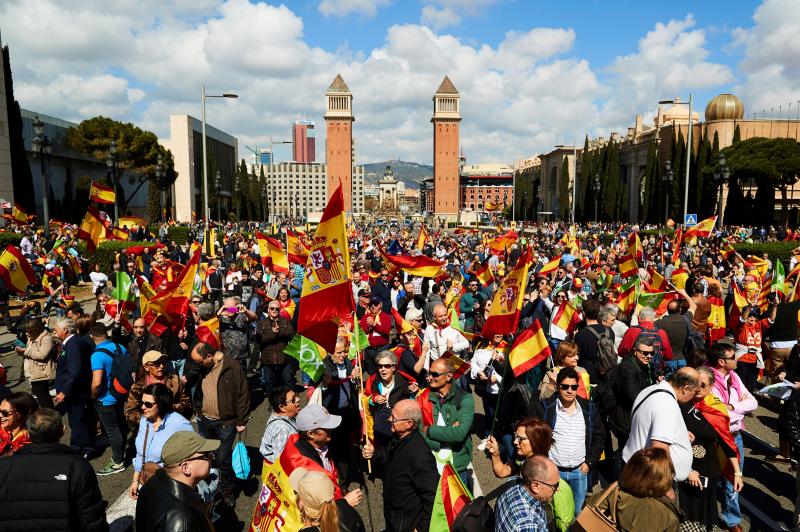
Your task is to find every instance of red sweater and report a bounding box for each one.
[617,321,674,360]
[359,310,391,347]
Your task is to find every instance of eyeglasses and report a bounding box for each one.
[559,384,579,391]
[389,417,411,425]
[268,307,280,311]
[513,433,529,443]
[428,371,451,378]
[141,401,156,409]
[283,396,301,405]
[377,363,396,369]
[532,478,560,492]
[0,409,16,417]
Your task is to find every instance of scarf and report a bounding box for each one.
[692,394,740,482]
[709,365,744,405]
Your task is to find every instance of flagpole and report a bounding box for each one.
[353,333,372,475]
[488,356,510,437]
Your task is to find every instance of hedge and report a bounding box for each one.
[0,232,23,248]
[734,241,798,267]
[85,240,160,274]
[167,226,190,245]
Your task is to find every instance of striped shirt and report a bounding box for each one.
[549,399,586,469]
[259,413,298,462]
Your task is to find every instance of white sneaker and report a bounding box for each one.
[477,438,488,451]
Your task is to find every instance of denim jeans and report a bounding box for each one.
[261,363,295,394]
[720,432,744,527]
[458,468,474,495]
[171,359,186,378]
[95,401,127,464]
[664,358,687,373]
[560,468,588,517]
[197,417,238,498]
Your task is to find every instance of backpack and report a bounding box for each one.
[451,477,519,532]
[594,363,620,417]
[97,344,135,401]
[586,326,617,376]
[635,324,664,375]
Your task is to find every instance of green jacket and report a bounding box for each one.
[420,385,475,472]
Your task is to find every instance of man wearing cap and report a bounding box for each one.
[125,350,192,426]
[362,399,438,531]
[360,296,392,375]
[134,431,219,532]
[280,404,363,509]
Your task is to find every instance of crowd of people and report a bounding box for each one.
[0,217,797,532]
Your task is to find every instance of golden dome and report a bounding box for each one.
[705,93,744,121]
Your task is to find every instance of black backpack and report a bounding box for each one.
[587,326,617,376]
[97,344,135,401]
[451,478,519,532]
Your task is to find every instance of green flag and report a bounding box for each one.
[637,289,665,310]
[111,271,134,302]
[773,260,786,294]
[348,319,369,360]
[284,335,327,382]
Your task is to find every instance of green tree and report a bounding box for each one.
[559,157,570,220]
[66,116,177,215]
[732,124,741,145]
[722,137,800,226]
[147,181,161,223]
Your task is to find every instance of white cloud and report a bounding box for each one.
[420,0,499,30]
[318,0,389,18]
[421,5,460,30]
[731,0,800,117]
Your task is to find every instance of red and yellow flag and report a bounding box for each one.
[142,248,201,334]
[684,216,717,244]
[378,244,444,278]
[77,206,110,252]
[647,266,668,291]
[0,245,36,295]
[615,278,639,316]
[11,204,32,224]
[671,268,689,290]
[481,248,532,337]
[707,296,726,342]
[617,253,638,279]
[89,181,116,204]
[196,317,221,349]
[671,226,683,265]
[551,299,581,334]
[627,231,643,262]
[429,463,472,531]
[474,262,495,287]
[486,230,518,255]
[118,216,146,229]
[286,230,310,265]
[297,184,354,353]
[695,394,740,483]
[538,254,562,276]
[416,224,430,251]
[440,351,471,380]
[507,319,551,376]
[256,232,289,273]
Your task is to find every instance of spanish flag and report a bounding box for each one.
[486,230,518,254]
[112,226,130,241]
[11,204,32,224]
[707,296,726,342]
[257,232,289,273]
[440,351,471,380]
[684,216,717,245]
[297,184,355,353]
[416,224,430,251]
[671,268,689,290]
[484,201,502,212]
[429,463,473,531]
[481,248,532,337]
[671,226,683,265]
[627,231,643,262]
[196,317,221,349]
[474,261,495,287]
[538,254,562,276]
[617,253,638,279]
[142,248,201,334]
[695,393,740,483]
[647,266,668,291]
[89,181,116,204]
[118,216,146,229]
[551,299,581,335]
[0,245,36,295]
[615,277,639,316]
[377,243,444,278]
[286,230,310,265]
[77,206,109,252]
[507,319,551,376]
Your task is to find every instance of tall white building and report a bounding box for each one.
[265,161,364,217]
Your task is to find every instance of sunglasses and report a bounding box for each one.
[146,361,166,367]
[268,307,280,311]
[141,401,156,409]
[182,452,214,464]
[428,371,451,378]
[377,364,396,369]
[634,349,654,357]
[0,409,16,417]
[559,384,579,391]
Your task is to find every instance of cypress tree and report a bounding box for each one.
[732,124,741,145]
[559,157,570,220]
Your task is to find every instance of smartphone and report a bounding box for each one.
[698,476,709,488]
[13,339,26,349]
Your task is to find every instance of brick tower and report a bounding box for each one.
[324,74,354,211]
[432,76,461,221]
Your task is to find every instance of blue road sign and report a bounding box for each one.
[684,214,698,226]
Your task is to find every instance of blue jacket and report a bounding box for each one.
[55,334,93,400]
[529,395,605,468]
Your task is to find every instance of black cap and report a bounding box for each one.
[369,296,383,306]
[358,288,371,298]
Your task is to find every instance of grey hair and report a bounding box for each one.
[638,306,656,322]
[394,400,422,428]
[598,307,615,323]
[375,350,397,365]
[197,302,215,321]
[55,317,77,335]
[696,365,715,385]
[604,303,620,317]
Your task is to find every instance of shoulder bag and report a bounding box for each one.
[138,422,161,485]
[573,481,619,532]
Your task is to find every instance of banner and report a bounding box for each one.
[481,248,531,337]
[248,459,303,532]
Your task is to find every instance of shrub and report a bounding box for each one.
[167,226,190,245]
[85,240,158,274]
[0,232,23,248]
[734,242,798,269]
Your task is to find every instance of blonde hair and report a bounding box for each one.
[300,499,339,531]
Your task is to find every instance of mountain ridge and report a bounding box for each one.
[362,160,433,189]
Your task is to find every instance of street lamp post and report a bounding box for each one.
[155,154,166,221]
[592,175,601,222]
[106,139,119,221]
[214,170,221,222]
[201,84,238,227]
[659,95,693,226]
[30,115,52,236]
[663,160,674,224]
[234,173,241,221]
[713,153,730,228]
[261,186,268,225]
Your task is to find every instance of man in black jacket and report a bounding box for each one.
[53,317,96,456]
[362,399,438,532]
[0,408,108,532]
[135,431,219,532]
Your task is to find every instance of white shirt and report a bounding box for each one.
[89,271,109,292]
[422,324,470,370]
[470,348,503,394]
[549,399,586,469]
[622,381,692,481]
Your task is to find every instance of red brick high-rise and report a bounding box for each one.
[292,120,315,163]
[324,74,354,211]
[432,76,461,220]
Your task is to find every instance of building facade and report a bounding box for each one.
[324,74,355,211]
[160,114,238,222]
[432,76,461,221]
[292,120,315,163]
[460,162,514,212]
[265,161,363,218]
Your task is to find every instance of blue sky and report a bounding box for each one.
[1,0,797,164]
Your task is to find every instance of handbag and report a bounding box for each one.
[232,431,251,480]
[573,481,619,532]
[138,423,161,485]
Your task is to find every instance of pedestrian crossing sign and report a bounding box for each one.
[684,214,697,227]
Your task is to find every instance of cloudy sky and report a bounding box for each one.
[2,0,798,165]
